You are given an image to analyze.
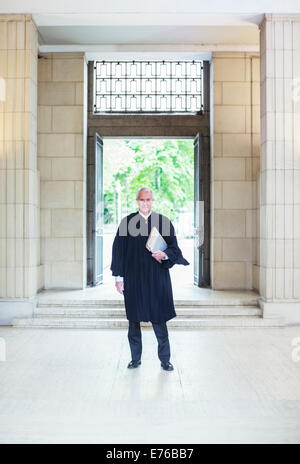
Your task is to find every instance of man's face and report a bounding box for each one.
[136,191,153,214]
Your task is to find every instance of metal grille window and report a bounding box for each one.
[93,60,204,114]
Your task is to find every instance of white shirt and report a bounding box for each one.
[115,210,168,282]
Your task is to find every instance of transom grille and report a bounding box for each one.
[94,60,204,114]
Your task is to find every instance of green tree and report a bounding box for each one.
[103,139,194,222]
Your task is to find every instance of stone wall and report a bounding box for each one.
[38,52,87,289]
[212,52,260,290]
[37,51,261,291]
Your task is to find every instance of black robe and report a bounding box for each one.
[110,210,190,323]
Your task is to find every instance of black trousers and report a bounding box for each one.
[128,320,171,363]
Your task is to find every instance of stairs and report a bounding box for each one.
[12,297,285,328]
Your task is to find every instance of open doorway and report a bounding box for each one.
[87,131,210,287]
[87,60,211,291]
[102,138,194,287]
[87,132,210,289]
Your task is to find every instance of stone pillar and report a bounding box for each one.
[212,52,260,290]
[259,14,300,323]
[0,14,41,323]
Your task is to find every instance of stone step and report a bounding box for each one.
[12,316,284,328]
[35,305,262,318]
[37,298,259,308]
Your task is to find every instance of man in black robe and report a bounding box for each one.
[110,187,189,371]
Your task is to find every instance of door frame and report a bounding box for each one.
[93,132,104,286]
[86,60,211,287]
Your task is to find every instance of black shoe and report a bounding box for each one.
[127,360,141,369]
[161,361,174,371]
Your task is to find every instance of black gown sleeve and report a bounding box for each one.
[110,218,128,277]
[160,219,190,270]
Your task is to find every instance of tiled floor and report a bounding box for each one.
[0,325,300,443]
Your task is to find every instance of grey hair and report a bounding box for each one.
[136,186,154,200]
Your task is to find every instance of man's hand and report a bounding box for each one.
[152,250,166,262]
[115,281,124,294]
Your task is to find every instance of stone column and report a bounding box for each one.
[0,14,41,323]
[259,14,300,323]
